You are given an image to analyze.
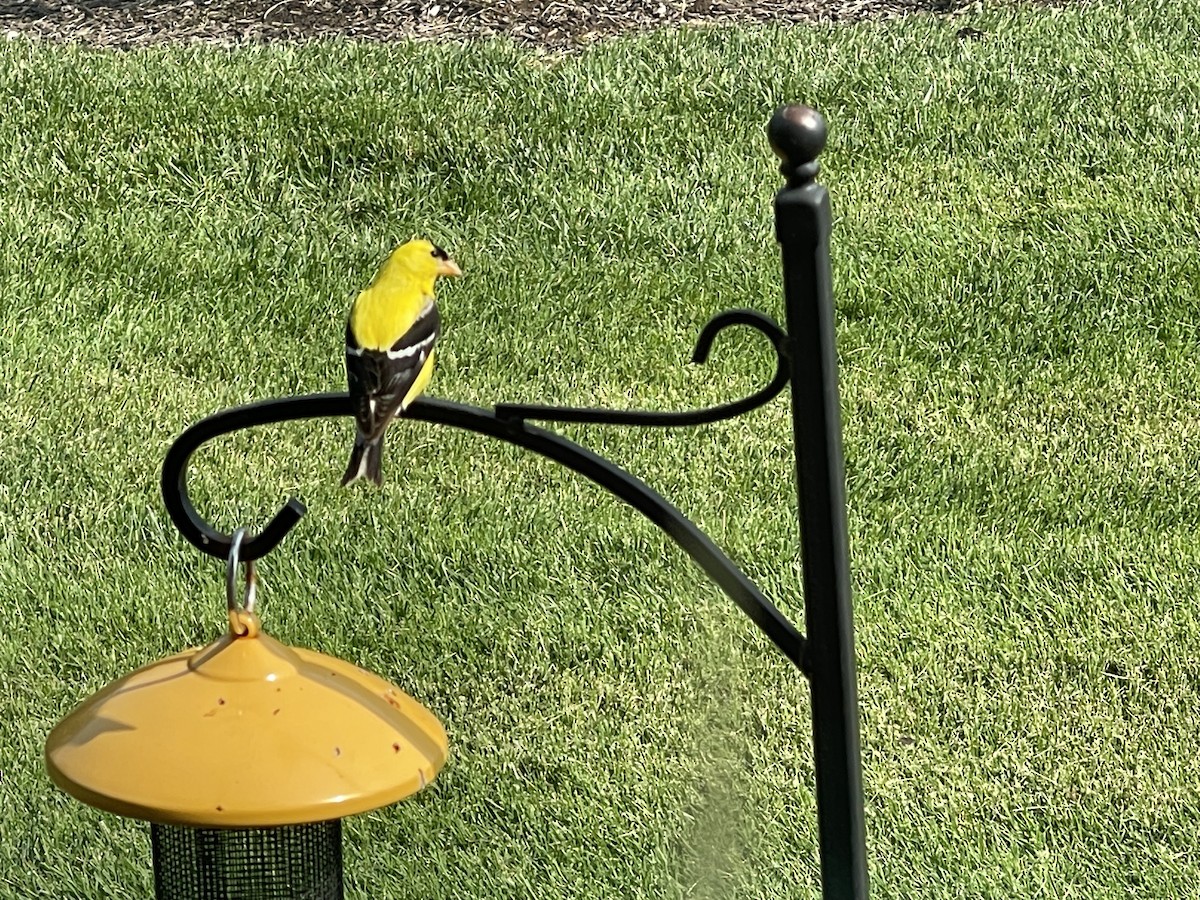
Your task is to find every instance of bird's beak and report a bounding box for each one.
[436,257,463,277]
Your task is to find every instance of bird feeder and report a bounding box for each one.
[45,531,448,899]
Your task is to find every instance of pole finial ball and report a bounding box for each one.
[768,105,827,183]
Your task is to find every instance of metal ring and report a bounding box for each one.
[226,527,257,614]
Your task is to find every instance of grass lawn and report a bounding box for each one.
[4,0,1200,896]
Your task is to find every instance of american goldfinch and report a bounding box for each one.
[342,239,462,486]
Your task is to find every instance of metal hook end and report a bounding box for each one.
[226,528,259,633]
[161,393,349,564]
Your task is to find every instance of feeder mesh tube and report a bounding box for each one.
[151,821,343,900]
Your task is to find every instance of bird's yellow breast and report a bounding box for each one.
[349,277,433,351]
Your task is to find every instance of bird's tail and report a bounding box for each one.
[341,432,384,486]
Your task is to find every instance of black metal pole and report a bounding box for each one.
[769,105,868,899]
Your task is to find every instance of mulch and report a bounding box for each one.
[1,0,1052,51]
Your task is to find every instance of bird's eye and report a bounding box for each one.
[431,246,449,260]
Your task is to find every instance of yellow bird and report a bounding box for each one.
[342,239,462,486]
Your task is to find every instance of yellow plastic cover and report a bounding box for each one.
[45,616,448,827]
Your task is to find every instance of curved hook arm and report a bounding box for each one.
[161,395,807,671]
[163,307,790,563]
[161,393,351,562]
[494,308,790,426]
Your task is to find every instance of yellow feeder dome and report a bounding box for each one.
[45,610,448,828]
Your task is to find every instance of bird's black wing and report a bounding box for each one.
[345,301,440,442]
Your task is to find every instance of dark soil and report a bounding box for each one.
[0,0,1063,51]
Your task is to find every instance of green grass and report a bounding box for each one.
[4,0,1200,896]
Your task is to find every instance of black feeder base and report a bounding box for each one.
[151,821,343,900]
